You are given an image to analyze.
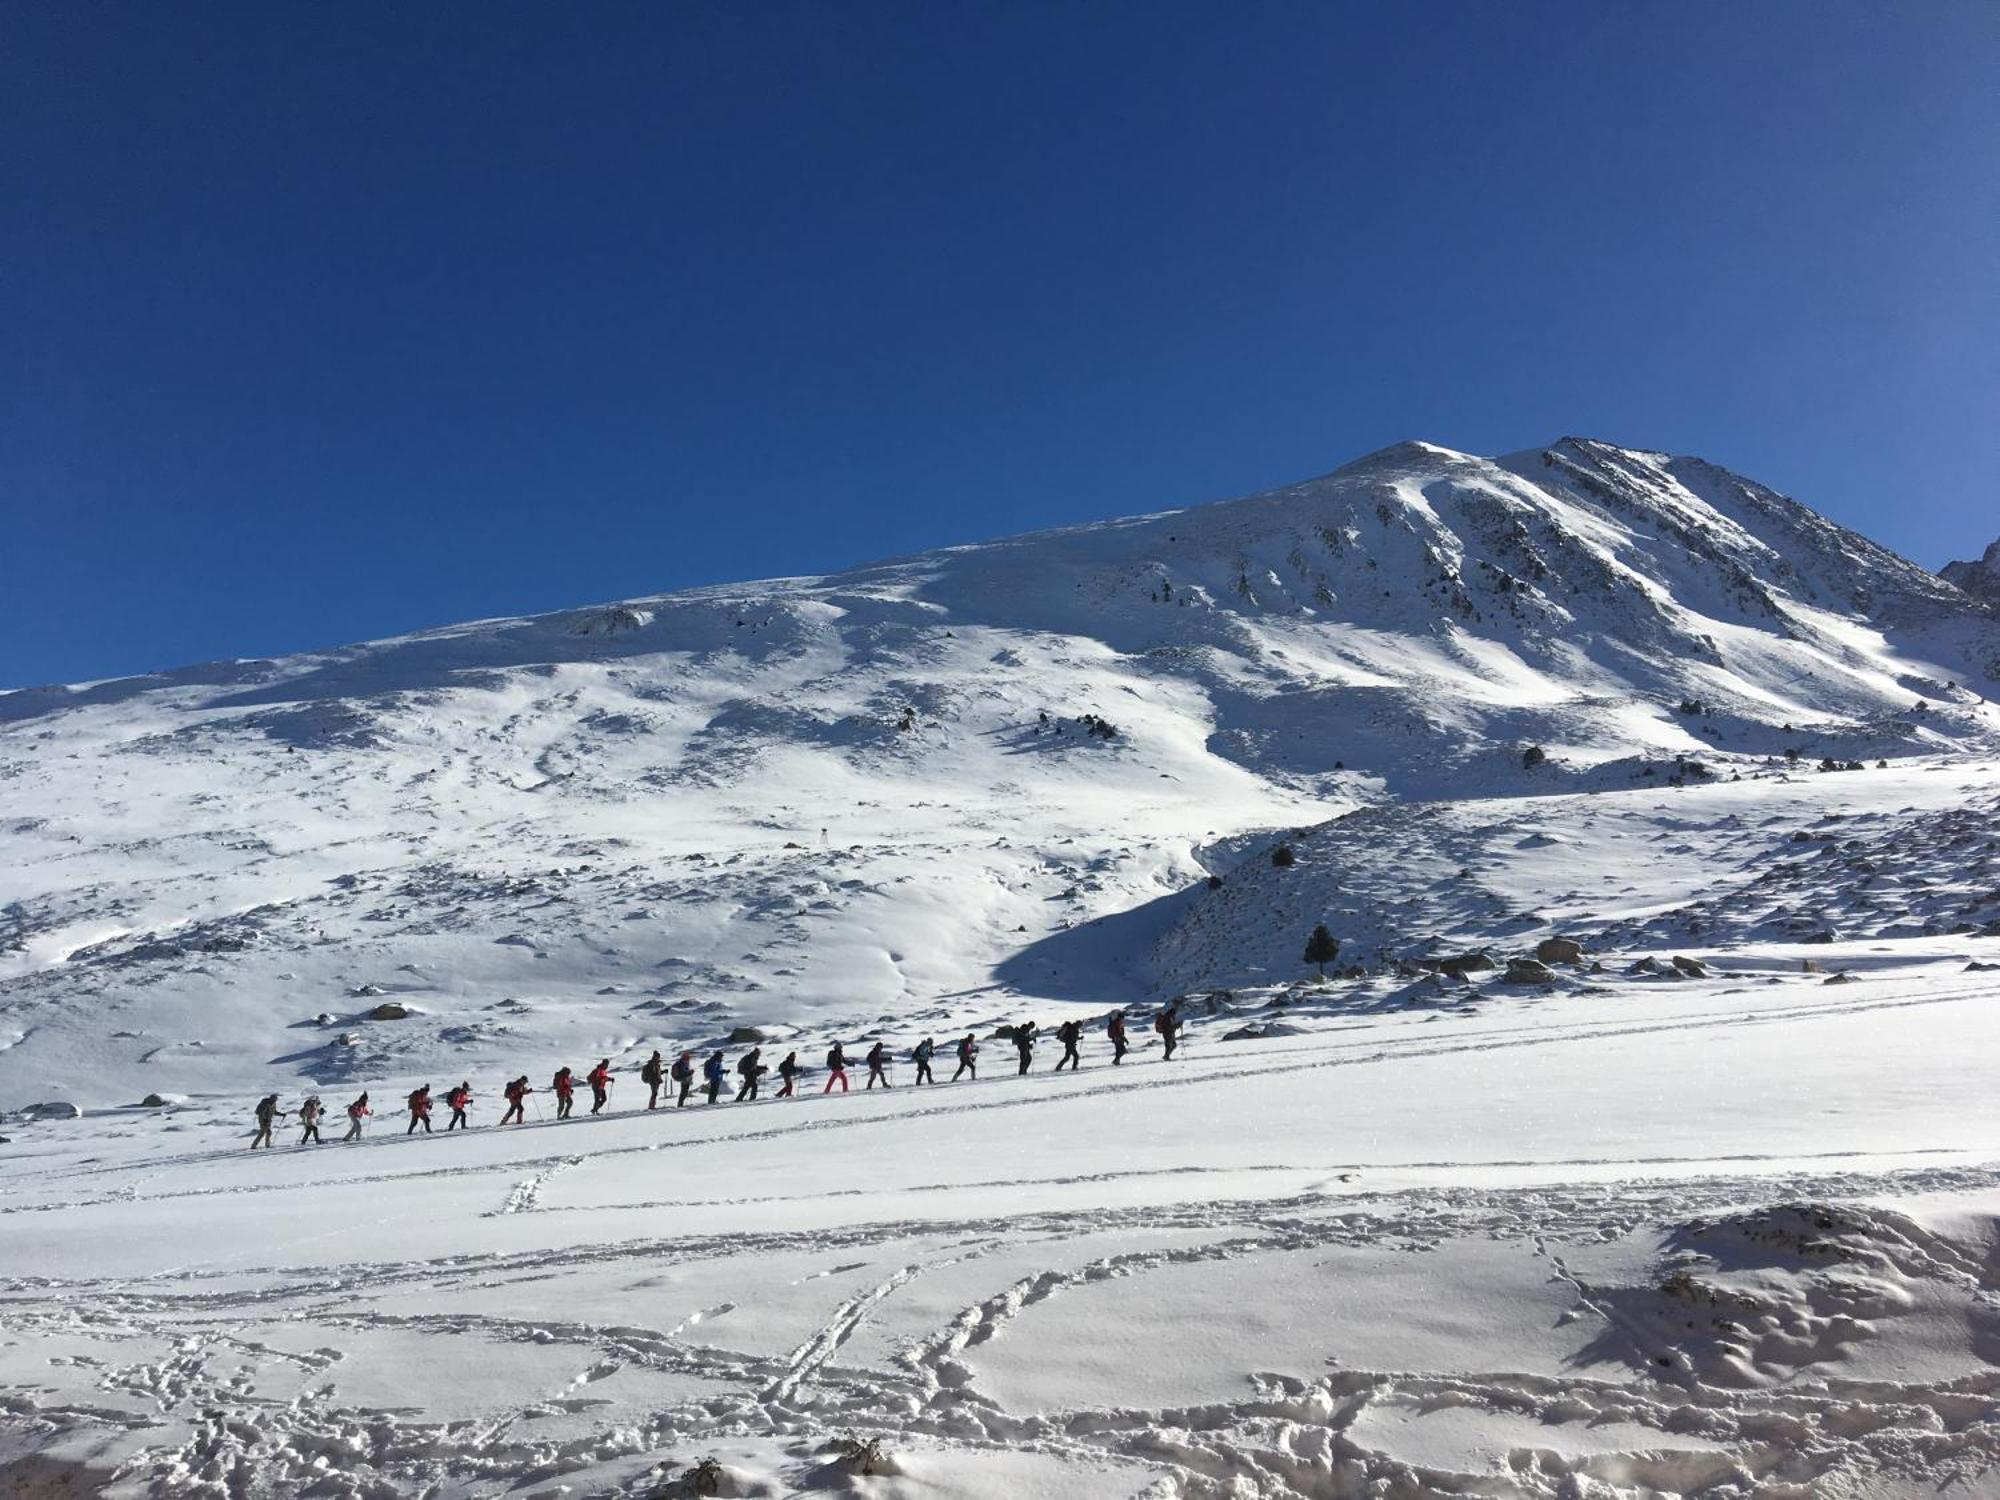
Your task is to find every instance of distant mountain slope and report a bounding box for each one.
[4,438,1998,1105]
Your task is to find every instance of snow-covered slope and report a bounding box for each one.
[8,437,2000,1498]
[3,437,1999,1108]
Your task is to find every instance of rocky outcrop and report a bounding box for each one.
[1942,539,2000,609]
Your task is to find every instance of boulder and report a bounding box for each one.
[1800,958,1824,974]
[315,1012,335,1025]
[1502,957,1557,985]
[17,1101,81,1122]
[1535,937,1585,965]
[727,1025,772,1045]
[1437,951,1496,977]
[140,1093,171,1108]
[1627,956,1665,975]
[1823,972,1854,985]
[1670,955,1710,978]
[367,1001,412,1021]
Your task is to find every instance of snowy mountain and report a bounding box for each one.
[3,437,1999,1108]
[8,438,2000,1498]
[1943,536,2000,609]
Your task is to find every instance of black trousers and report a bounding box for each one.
[591,1087,608,1114]
[252,1123,273,1148]
[736,1075,760,1101]
[1016,1052,1031,1075]
[915,1059,933,1084]
[953,1058,975,1080]
[301,1122,321,1143]
[677,1078,692,1106]
[409,1112,431,1134]
[706,1078,722,1104]
[867,1066,889,1089]
[647,1082,661,1108]
[1112,1036,1127,1064]
[502,1102,524,1124]
[448,1108,468,1131]
[557,1094,573,1118]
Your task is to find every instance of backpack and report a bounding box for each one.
[409,1089,426,1110]
[671,1056,692,1081]
[641,1057,662,1084]
[826,1047,844,1070]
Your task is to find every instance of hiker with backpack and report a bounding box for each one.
[251,1094,285,1149]
[588,1059,613,1114]
[824,1041,850,1093]
[1155,1004,1184,1061]
[1012,1023,1036,1076]
[865,1040,891,1089]
[407,1085,433,1134]
[735,1047,765,1101]
[500,1075,532,1125]
[952,1033,978,1081]
[1107,1010,1128,1065]
[445,1081,473,1131]
[776,1050,800,1097]
[703,1050,727,1105]
[641,1050,665,1109]
[671,1050,696,1107]
[344,1092,371,1140]
[298,1095,325,1144]
[553,1066,576,1119]
[1054,1019,1083,1072]
[912,1036,935,1085]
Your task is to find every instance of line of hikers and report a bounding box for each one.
[249,1005,1186,1147]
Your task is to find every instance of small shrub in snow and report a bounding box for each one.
[1521,745,1548,769]
[1271,843,1295,868]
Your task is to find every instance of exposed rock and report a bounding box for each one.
[1223,1021,1306,1041]
[726,1025,772,1044]
[1628,956,1665,975]
[1800,958,1825,974]
[139,1093,171,1108]
[1823,972,1855,985]
[1437,951,1496,977]
[1670,955,1710,978]
[1502,957,1556,985]
[1535,937,1585,965]
[14,1101,81,1122]
[367,1001,412,1021]
[352,983,388,997]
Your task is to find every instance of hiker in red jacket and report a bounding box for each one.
[407,1086,433,1135]
[445,1082,473,1131]
[500,1075,532,1125]
[552,1066,576,1119]
[587,1059,613,1115]
[344,1092,372,1141]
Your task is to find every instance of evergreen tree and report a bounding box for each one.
[1303,923,1340,977]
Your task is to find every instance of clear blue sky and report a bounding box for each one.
[4,2,1996,687]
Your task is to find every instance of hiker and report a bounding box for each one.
[501,1075,532,1125]
[552,1066,576,1119]
[776,1050,800,1097]
[1107,1010,1128,1065]
[407,1085,433,1134]
[1012,1023,1036,1076]
[641,1050,666,1109]
[298,1095,325,1144]
[865,1040,891,1089]
[824,1041,850,1093]
[912,1036,935,1085]
[445,1081,473,1131]
[1156,1004,1183,1061]
[251,1094,284,1149]
[344,1092,371,1141]
[703,1050,727,1105]
[1054,1019,1082,1072]
[671,1050,696,1107]
[735,1046,765,1102]
[588,1059,613,1114]
[952,1033,978,1081]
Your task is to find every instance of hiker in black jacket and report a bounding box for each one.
[641,1050,665,1109]
[251,1094,285,1149]
[1054,1019,1082,1071]
[776,1050,800,1097]
[1012,1024,1036,1076]
[865,1040,891,1089]
[735,1047,765,1101]
[952,1033,978,1081]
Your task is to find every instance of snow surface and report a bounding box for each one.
[5,438,2000,1496]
